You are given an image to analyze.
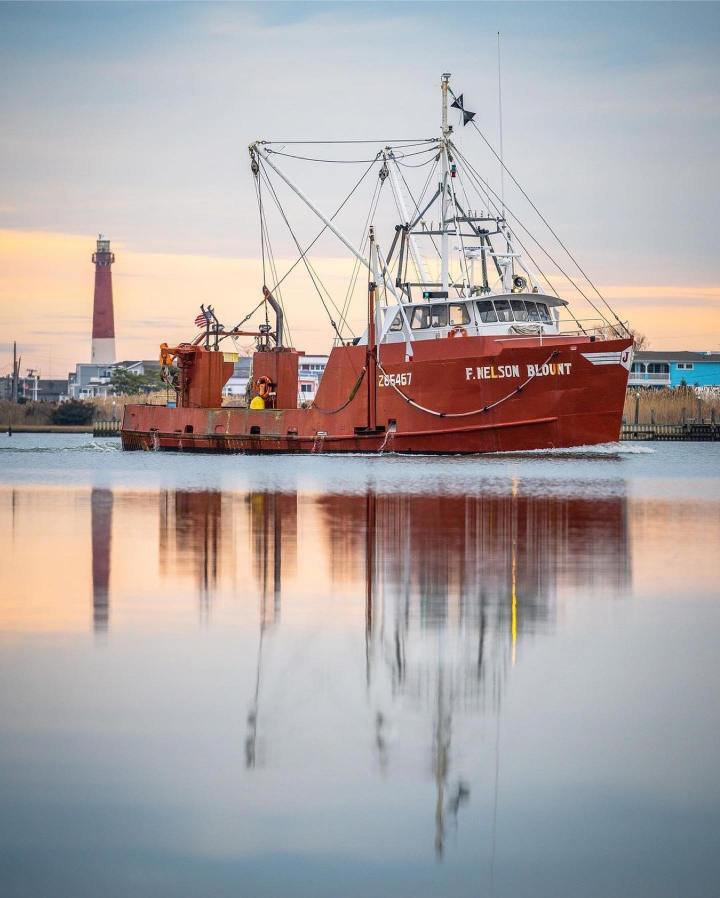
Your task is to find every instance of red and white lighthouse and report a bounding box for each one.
[91,235,116,364]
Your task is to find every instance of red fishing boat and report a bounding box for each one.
[122,74,633,454]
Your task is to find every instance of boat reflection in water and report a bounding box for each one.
[5,447,720,898]
[150,484,630,859]
[318,489,630,857]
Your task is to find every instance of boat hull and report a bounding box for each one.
[122,336,633,454]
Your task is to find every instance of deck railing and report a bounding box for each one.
[629,372,671,384]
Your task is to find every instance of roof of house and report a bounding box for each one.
[118,359,161,369]
[634,351,720,363]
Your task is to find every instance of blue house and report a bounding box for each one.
[629,351,720,388]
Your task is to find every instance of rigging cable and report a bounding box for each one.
[252,165,294,344]
[456,145,602,332]
[228,297,266,334]
[393,152,443,169]
[266,152,381,296]
[450,89,629,335]
[389,153,442,274]
[452,143,611,333]
[265,144,439,165]
[259,163,346,342]
[453,145,588,332]
[444,144,472,291]
[260,138,436,146]
[256,171,294,346]
[339,174,384,333]
[451,157,586,332]
[255,173,271,333]
[253,172,267,286]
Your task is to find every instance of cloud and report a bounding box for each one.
[603,285,720,310]
[1,1,717,285]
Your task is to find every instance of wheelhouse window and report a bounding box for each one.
[494,299,513,322]
[396,304,454,331]
[510,299,528,321]
[476,300,498,323]
[525,301,541,322]
[410,306,430,330]
[449,304,470,326]
[429,304,448,327]
[537,302,552,323]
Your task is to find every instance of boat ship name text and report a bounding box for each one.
[465,362,573,381]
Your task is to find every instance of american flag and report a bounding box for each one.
[194,311,209,328]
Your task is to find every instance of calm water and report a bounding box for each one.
[1,436,719,898]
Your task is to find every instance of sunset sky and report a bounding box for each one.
[1,1,719,378]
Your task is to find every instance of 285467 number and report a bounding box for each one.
[378,372,412,387]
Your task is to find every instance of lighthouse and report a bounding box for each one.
[91,235,116,364]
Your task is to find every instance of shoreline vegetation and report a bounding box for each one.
[622,387,720,425]
[2,387,719,434]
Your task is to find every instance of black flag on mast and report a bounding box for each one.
[450,93,476,126]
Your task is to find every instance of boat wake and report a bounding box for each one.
[489,442,655,458]
[0,440,121,453]
[309,442,655,460]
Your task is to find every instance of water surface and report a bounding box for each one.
[1,436,719,897]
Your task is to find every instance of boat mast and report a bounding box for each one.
[440,74,451,293]
[367,228,378,432]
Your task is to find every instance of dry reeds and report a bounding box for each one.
[0,399,56,426]
[623,387,720,425]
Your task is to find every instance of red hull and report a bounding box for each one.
[122,335,633,454]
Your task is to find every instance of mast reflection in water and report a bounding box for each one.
[317,489,630,858]
[150,485,630,859]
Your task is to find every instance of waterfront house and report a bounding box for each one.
[298,354,328,404]
[629,351,720,388]
[68,360,161,399]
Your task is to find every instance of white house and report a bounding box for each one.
[298,354,328,404]
[68,360,161,399]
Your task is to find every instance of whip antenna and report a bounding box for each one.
[497,31,505,220]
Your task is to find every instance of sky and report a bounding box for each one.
[1,1,719,378]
